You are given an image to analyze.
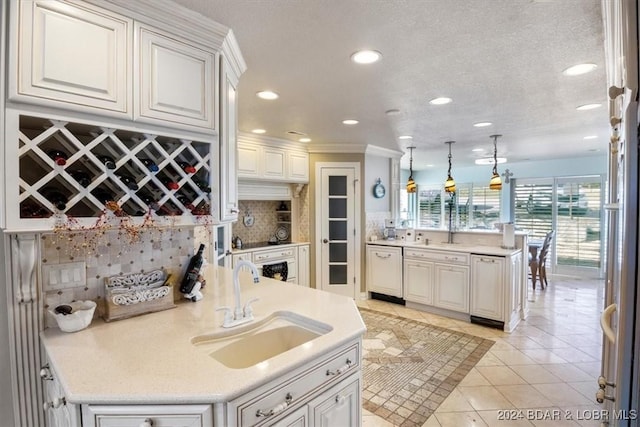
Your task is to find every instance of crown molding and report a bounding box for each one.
[308,143,403,158]
[221,29,247,78]
[83,0,230,49]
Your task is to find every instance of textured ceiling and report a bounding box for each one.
[172,0,608,170]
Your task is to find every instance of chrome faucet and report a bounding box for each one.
[216,259,260,328]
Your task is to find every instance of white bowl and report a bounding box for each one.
[49,300,97,333]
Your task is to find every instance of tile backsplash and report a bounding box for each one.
[233,200,287,243]
[41,227,195,326]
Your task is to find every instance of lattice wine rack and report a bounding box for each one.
[16,115,213,226]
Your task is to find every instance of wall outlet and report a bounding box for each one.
[43,261,86,291]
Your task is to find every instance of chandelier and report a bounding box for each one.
[406,146,417,193]
[444,141,456,193]
[489,134,502,190]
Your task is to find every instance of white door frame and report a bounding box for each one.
[314,162,361,299]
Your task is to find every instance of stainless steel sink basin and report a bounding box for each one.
[191,311,332,369]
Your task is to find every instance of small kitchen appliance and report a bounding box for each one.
[383,219,396,240]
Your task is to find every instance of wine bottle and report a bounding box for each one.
[136,191,160,211]
[162,178,179,191]
[178,162,196,174]
[70,170,91,187]
[140,158,159,172]
[180,244,205,294]
[116,173,139,191]
[92,189,114,204]
[42,187,68,210]
[48,150,68,166]
[98,155,116,170]
[192,177,211,193]
[176,195,195,212]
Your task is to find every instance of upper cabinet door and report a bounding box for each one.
[136,23,216,130]
[288,151,309,182]
[15,0,132,115]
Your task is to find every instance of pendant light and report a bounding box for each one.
[444,141,456,193]
[406,146,417,193]
[489,134,502,190]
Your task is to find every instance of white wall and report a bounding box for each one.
[364,154,391,212]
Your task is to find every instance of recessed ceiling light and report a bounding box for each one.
[584,135,598,140]
[351,50,382,64]
[398,135,413,140]
[576,103,602,111]
[342,119,359,125]
[299,137,311,143]
[472,148,484,152]
[473,122,493,127]
[256,91,279,100]
[562,63,597,76]
[252,129,266,134]
[429,97,452,105]
[475,157,507,165]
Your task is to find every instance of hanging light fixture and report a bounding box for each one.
[444,141,456,193]
[406,146,417,193]
[489,134,503,190]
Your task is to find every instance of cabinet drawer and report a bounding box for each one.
[404,248,469,265]
[253,248,296,263]
[82,404,213,427]
[232,344,359,427]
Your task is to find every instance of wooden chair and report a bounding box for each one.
[534,231,554,289]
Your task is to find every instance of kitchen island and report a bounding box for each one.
[40,265,365,426]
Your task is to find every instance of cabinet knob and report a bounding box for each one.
[140,419,154,427]
[595,389,615,403]
[40,366,53,381]
[230,208,239,214]
[323,238,329,244]
[335,394,346,405]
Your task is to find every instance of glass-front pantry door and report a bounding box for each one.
[316,163,360,298]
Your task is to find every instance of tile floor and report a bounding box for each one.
[357,275,605,427]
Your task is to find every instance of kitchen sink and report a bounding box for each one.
[191,311,332,369]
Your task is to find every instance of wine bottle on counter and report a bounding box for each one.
[178,162,197,174]
[116,173,139,191]
[98,155,116,170]
[69,170,91,187]
[42,187,68,210]
[180,244,205,294]
[48,150,68,166]
[140,158,159,172]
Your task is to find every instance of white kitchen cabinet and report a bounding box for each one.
[470,255,505,321]
[14,0,132,115]
[298,244,310,287]
[81,404,213,427]
[219,54,241,222]
[136,23,215,130]
[433,262,469,313]
[263,147,287,179]
[41,362,81,427]
[366,245,403,298]
[288,151,309,182]
[226,341,360,427]
[237,136,310,183]
[403,258,435,305]
[310,375,360,427]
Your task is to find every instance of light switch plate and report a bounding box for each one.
[43,261,86,291]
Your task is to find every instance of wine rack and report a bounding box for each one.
[16,114,213,225]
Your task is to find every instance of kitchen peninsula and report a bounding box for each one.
[366,235,525,332]
[40,266,365,426]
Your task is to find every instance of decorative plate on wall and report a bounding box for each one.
[275,225,289,241]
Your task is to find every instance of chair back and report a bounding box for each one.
[539,230,554,261]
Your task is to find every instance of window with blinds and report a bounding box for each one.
[415,183,501,230]
[514,177,603,273]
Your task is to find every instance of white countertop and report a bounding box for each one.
[367,240,522,257]
[41,266,365,405]
[232,241,309,255]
